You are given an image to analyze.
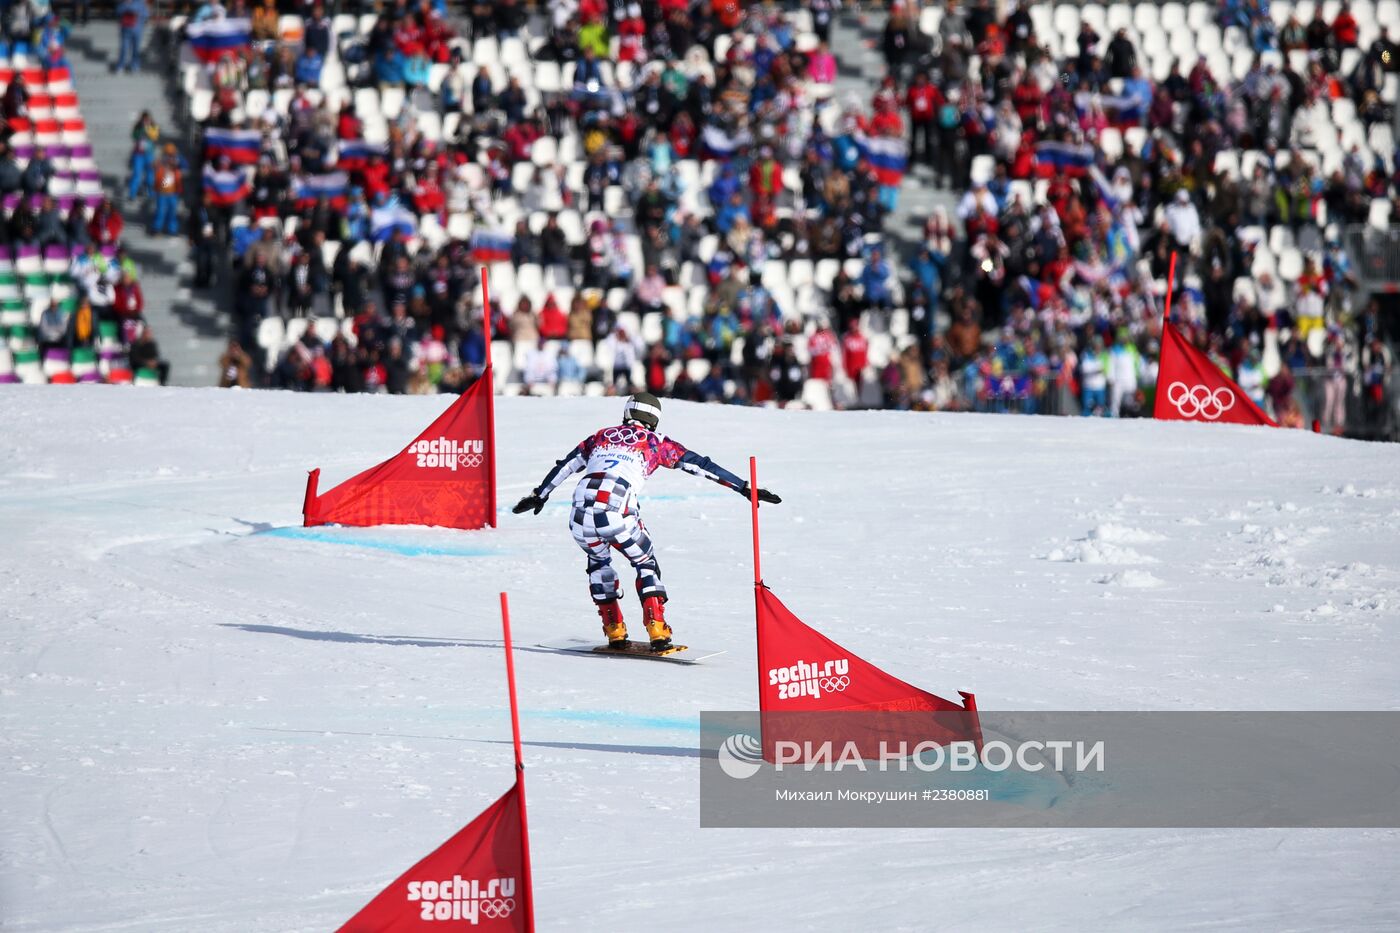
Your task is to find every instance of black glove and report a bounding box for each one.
[740,484,782,505]
[512,493,546,515]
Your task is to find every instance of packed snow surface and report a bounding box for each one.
[2,387,1398,931]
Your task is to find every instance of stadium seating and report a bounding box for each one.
[0,44,156,386]
[174,1,1396,426]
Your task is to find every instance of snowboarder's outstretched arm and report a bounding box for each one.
[663,442,782,505]
[512,439,592,514]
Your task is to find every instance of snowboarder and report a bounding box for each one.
[513,393,780,650]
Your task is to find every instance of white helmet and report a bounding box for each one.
[622,392,661,430]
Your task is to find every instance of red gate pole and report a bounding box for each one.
[498,592,535,932]
[748,456,762,587]
[1162,251,1178,331]
[482,268,498,527]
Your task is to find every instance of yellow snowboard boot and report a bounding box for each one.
[642,596,672,650]
[598,600,627,648]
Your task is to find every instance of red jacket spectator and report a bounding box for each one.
[113,277,143,319]
[359,155,391,200]
[617,16,645,61]
[906,78,940,123]
[1333,7,1359,47]
[1012,75,1043,122]
[670,113,696,158]
[423,14,454,61]
[841,328,868,382]
[88,202,123,246]
[412,174,445,215]
[503,121,540,163]
[538,294,568,339]
[964,207,999,241]
[336,107,362,140]
[393,21,425,57]
[1011,139,1036,178]
[749,154,782,199]
[870,103,904,137]
[712,0,742,30]
[808,326,836,381]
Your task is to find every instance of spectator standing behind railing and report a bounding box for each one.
[151,147,183,237]
[1360,337,1394,436]
[114,0,147,74]
[219,339,252,389]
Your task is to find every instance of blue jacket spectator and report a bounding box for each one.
[294,49,323,86]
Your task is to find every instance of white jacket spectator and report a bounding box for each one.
[523,166,565,213]
[1164,190,1201,249]
[602,327,642,381]
[1255,270,1286,317]
[992,102,1021,163]
[957,184,997,220]
[523,345,559,387]
[1289,98,1329,150]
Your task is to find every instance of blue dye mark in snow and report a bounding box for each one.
[258,525,504,558]
[532,708,698,731]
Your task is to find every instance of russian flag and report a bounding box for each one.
[204,127,261,165]
[701,124,752,160]
[1086,164,1120,212]
[187,18,252,64]
[469,230,513,264]
[1076,91,1144,128]
[336,139,385,171]
[370,199,417,242]
[293,171,349,210]
[1033,140,1095,178]
[203,166,252,206]
[855,133,908,187]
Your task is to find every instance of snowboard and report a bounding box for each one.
[537,636,725,664]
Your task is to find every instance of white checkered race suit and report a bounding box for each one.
[531,423,748,604]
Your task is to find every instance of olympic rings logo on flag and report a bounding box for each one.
[459,452,484,468]
[1166,381,1236,420]
[819,675,850,693]
[480,898,515,919]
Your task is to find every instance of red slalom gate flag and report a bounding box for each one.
[1154,322,1277,427]
[755,586,982,762]
[337,781,529,932]
[304,377,497,529]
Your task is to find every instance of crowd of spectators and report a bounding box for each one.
[0,8,167,386]
[184,0,912,404]
[867,0,1398,435]
[181,0,1398,438]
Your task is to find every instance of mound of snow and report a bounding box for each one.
[1044,540,1158,565]
[1094,570,1166,588]
[1087,523,1166,544]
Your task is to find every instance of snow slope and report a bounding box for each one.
[2,386,1398,932]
